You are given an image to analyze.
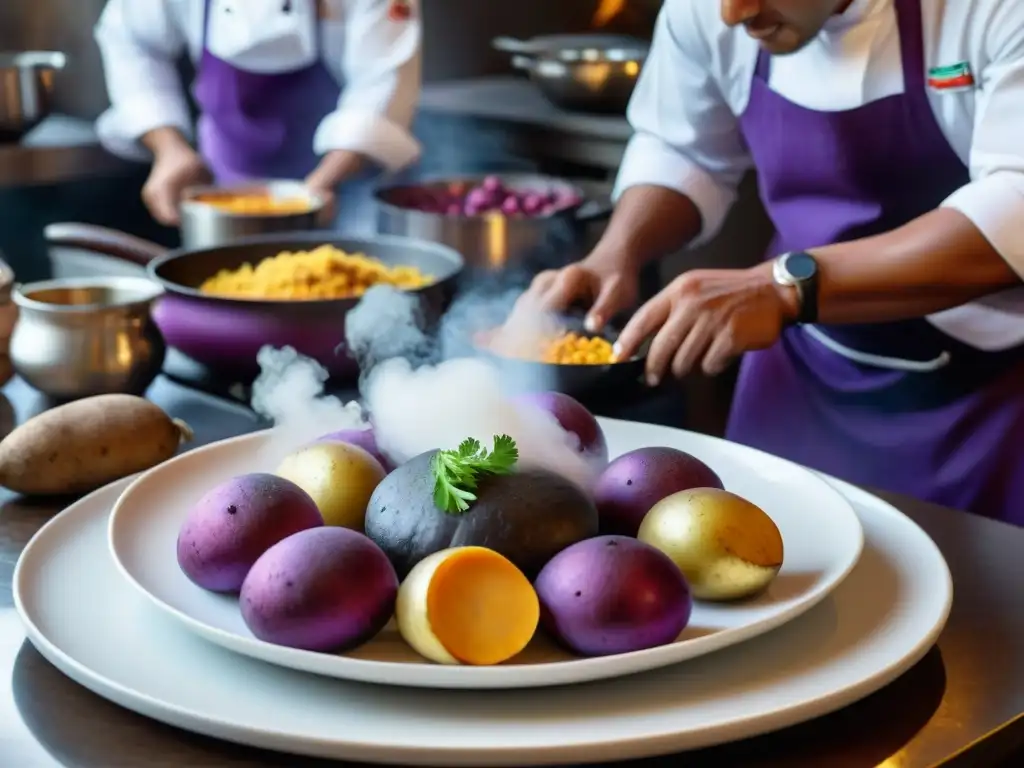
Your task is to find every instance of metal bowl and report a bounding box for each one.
[0,51,67,143]
[9,276,166,400]
[493,35,648,114]
[179,180,326,250]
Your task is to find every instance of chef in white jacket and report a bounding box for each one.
[94,0,421,233]
[517,0,1024,523]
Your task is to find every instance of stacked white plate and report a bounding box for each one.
[14,417,953,765]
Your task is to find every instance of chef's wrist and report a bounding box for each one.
[308,150,364,189]
[142,128,193,161]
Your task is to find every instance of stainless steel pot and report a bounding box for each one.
[374,173,614,272]
[10,276,167,400]
[0,51,67,142]
[179,180,326,250]
[493,35,648,114]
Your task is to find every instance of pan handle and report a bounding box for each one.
[492,36,538,55]
[43,223,168,267]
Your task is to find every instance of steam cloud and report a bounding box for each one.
[250,283,598,490]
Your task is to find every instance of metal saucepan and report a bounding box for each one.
[179,180,326,250]
[375,173,614,273]
[492,35,648,114]
[42,224,465,381]
[0,51,67,143]
[10,276,166,400]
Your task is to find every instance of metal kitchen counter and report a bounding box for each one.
[0,115,137,188]
[420,76,631,172]
[1,374,1024,767]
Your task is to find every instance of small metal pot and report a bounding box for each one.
[10,276,167,400]
[179,180,325,250]
[0,51,67,143]
[493,35,648,114]
[375,173,613,273]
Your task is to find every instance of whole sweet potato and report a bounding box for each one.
[0,394,193,496]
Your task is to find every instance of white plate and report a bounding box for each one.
[14,473,951,766]
[106,419,864,689]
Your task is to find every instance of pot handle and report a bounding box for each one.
[492,36,537,55]
[43,223,168,267]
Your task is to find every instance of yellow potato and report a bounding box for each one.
[396,547,539,666]
[638,488,784,601]
[0,394,193,496]
[275,442,386,530]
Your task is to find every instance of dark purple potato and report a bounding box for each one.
[176,473,323,593]
[514,391,608,465]
[240,527,398,652]
[535,536,692,657]
[594,447,724,537]
[315,427,395,472]
[365,451,598,579]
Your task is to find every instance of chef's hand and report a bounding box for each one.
[513,249,641,333]
[306,150,365,227]
[615,262,800,385]
[141,135,210,227]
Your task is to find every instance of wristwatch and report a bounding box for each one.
[772,251,819,325]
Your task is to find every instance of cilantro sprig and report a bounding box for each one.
[431,435,519,514]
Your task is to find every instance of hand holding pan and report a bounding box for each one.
[43,223,464,382]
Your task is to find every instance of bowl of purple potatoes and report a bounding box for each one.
[374,174,613,271]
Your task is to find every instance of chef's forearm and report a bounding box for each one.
[592,185,704,272]
[307,150,364,190]
[141,127,191,159]
[813,208,1021,324]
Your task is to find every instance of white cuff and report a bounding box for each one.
[941,171,1024,276]
[313,110,421,173]
[613,132,738,248]
[94,97,193,163]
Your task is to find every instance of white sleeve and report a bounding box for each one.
[940,1,1024,275]
[314,0,422,172]
[614,2,752,247]
[93,0,193,162]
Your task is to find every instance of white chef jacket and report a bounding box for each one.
[94,0,421,173]
[618,0,1024,350]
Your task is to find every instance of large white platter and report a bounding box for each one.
[105,419,864,689]
[14,472,951,766]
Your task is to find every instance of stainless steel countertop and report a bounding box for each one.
[0,115,137,188]
[1,372,1024,767]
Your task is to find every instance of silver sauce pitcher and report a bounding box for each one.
[10,276,166,400]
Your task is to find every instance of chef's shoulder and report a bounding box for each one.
[928,0,1024,65]
[659,1,754,73]
[96,0,192,41]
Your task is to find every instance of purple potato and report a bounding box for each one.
[176,473,323,593]
[240,527,398,652]
[315,427,395,472]
[594,447,724,537]
[535,535,692,657]
[515,391,608,464]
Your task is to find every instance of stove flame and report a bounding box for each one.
[592,0,627,27]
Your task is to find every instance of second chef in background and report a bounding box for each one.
[93,0,421,233]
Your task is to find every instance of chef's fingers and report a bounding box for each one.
[586,276,629,333]
[542,264,597,312]
[702,320,742,376]
[671,313,714,379]
[615,295,670,369]
[144,187,181,227]
[644,304,699,386]
[313,188,336,227]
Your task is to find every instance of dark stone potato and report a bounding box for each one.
[364,451,599,579]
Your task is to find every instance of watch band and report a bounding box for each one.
[773,251,819,325]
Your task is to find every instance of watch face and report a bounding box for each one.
[784,252,817,281]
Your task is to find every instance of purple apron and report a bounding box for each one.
[193,0,340,184]
[191,0,380,234]
[728,0,1024,523]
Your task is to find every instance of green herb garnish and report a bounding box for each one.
[431,435,519,514]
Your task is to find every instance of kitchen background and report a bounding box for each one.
[0,0,774,434]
